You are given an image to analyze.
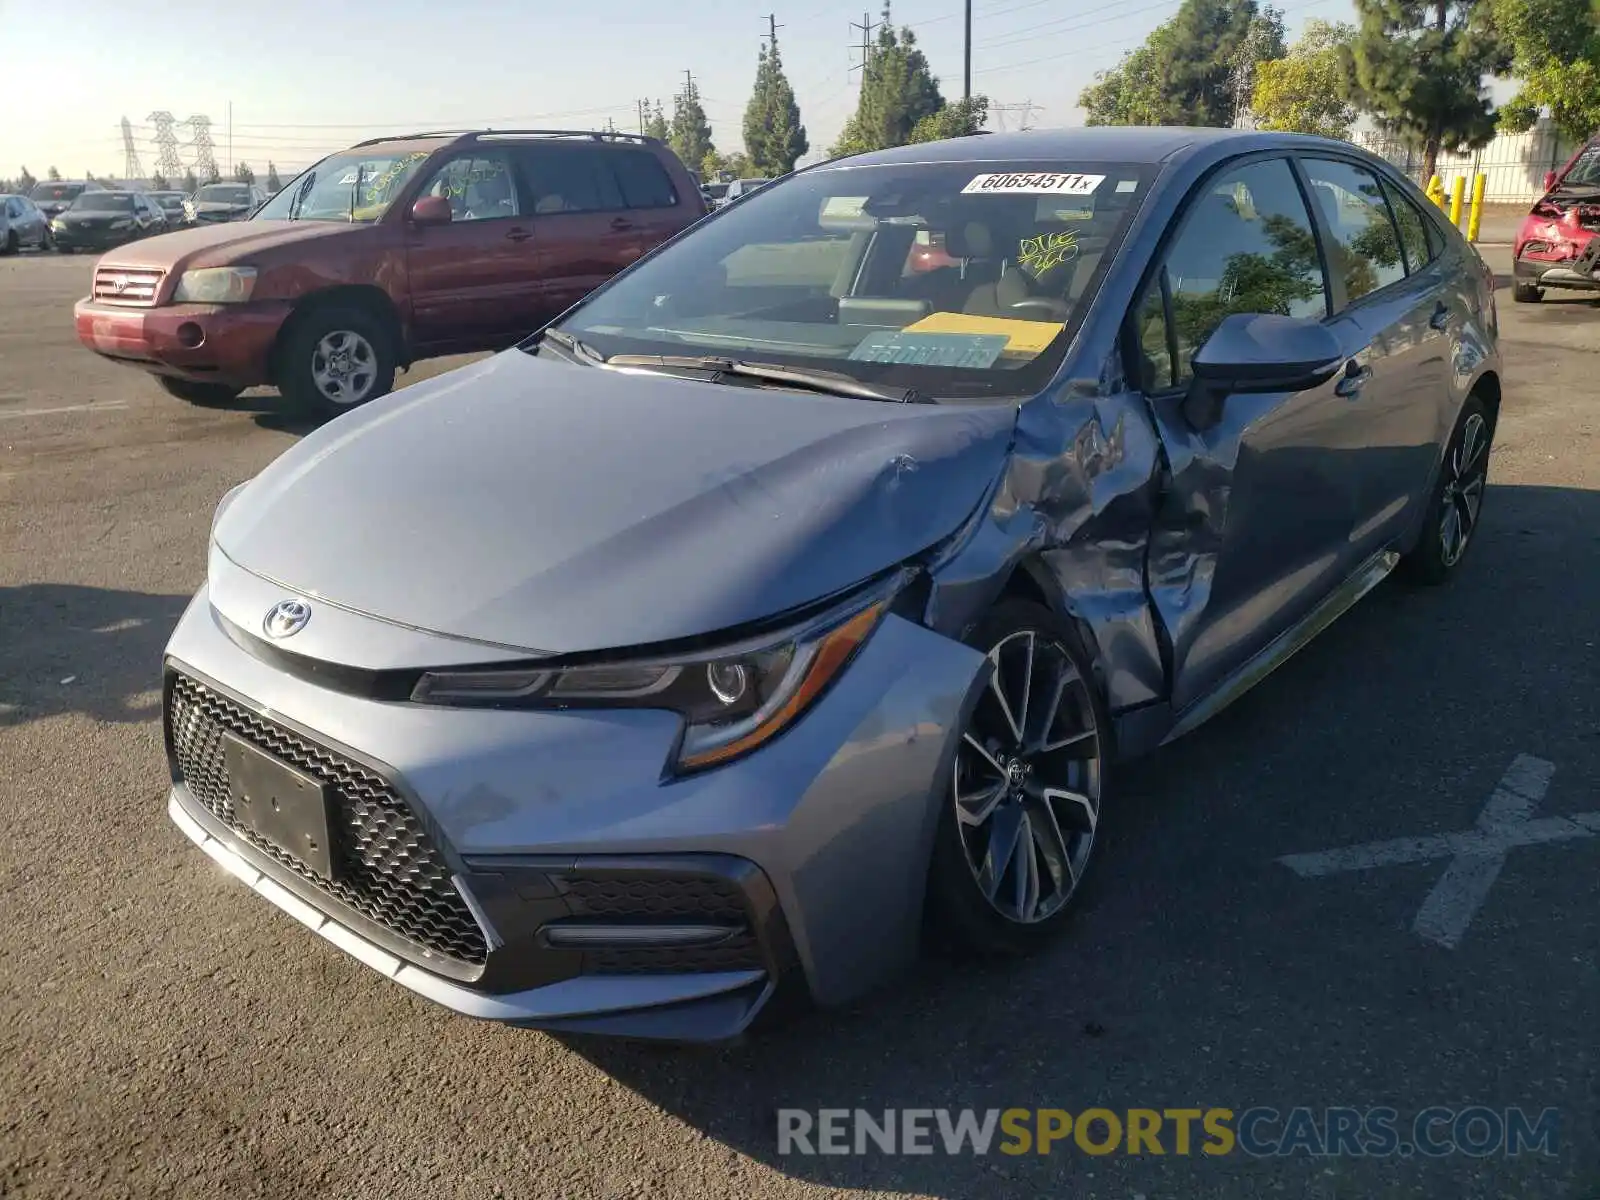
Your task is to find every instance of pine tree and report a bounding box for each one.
[830,5,944,156]
[235,162,255,185]
[151,171,169,190]
[670,79,716,174]
[743,35,809,176]
[266,162,282,192]
[47,166,61,181]
[643,101,670,142]
[18,167,36,194]
[1344,0,1511,179]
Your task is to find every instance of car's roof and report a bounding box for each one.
[821,126,1360,169]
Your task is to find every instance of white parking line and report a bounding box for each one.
[1279,755,1597,948]
[0,401,128,420]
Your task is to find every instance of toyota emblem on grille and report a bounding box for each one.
[263,599,312,639]
[111,276,129,293]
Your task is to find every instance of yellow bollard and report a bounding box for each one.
[1427,174,1445,209]
[1467,173,1487,242]
[1449,175,1467,226]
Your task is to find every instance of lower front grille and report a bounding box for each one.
[166,673,488,967]
[557,873,764,974]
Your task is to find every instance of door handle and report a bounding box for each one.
[609,217,633,231]
[505,228,532,242]
[1429,301,1450,331]
[1334,359,1371,398]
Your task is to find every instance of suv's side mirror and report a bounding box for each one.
[410,195,453,226]
[1183,312,1344,427]
[1543,170,1559,192]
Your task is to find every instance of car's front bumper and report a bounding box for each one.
[75,298,291,387]
[161,559,988,1039]
[52,227,139,251]
[1515,234,1600,292]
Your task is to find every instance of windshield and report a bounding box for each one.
[195,185,252,204]
[32,183,84,202]
[153,194,186,208]
[254,150,433,223]
[553,160,1153,398]
[1557,143,1600,189]
[70,194,135,212]
[705,183,729,199]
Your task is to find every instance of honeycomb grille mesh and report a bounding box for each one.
[560,875,763,974]
[166,674,488,967]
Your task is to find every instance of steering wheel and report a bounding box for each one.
[1007,298,1071,321]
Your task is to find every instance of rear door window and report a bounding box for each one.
[515,145,624,215]
[1299,158,1407,304]
[610,150,678,209]
[1382,179,1435,274]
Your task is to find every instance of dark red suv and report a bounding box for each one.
[74,130,706,414]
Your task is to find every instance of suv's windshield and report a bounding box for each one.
[254,150,433,223]
[32,183,84,202]
[152,193,186,209]
[70,193,135,212]
[552,160,1153,398]
[195,185,252,204]
[1557,143,1600,189]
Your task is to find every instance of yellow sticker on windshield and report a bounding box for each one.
[903,312,1064,354]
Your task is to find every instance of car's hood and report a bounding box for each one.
[95,219,355,268]
[215,351,1016,656]
[193,201,249,214]
[57,211,128,223]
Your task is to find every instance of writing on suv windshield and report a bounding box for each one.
[255,151,432,223]
[554,160,1152,398]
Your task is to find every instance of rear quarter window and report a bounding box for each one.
[612,150,679,209]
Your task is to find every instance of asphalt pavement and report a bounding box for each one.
[1,247,1596,1200]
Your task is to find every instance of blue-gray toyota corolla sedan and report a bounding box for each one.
[164,128,1503,1040]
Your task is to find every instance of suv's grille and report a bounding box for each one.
[92,266,163,306]
[559,874,764,974]
[166,674,488,967]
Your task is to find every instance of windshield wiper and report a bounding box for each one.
[348,162,364,223]
[287,171,315,221]
[603,354,931,404]
[538,328,605,364]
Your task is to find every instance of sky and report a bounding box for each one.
[1,0,1507,183]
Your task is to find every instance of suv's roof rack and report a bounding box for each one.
[351,128,660,149]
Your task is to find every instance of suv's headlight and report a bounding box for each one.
[172,267,257,303]
[412,574,905,772]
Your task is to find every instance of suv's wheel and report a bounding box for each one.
[1,230,17,255]
[1400,394,1493,586]
[278,304,396,418]
[157,377,242,405]
[1512,282,1543,303]
[926,598,1109,957]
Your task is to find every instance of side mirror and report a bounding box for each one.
[1183,312,1344,427]
[410,195,453,226]
[1543,170,1559,192]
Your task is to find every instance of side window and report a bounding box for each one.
[6,199,21,218]
[418,155,519,222]
[1299,158,1406,304]
[1131,156,1329,390]
[516,146,623,215]
[611,150,678,209]
[1382,179,1434,274]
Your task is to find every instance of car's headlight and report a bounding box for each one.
[412,574,906,772]
[50,219,64,231]
[172,267,257,303]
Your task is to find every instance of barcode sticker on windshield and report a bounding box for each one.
[962,172,1105,196]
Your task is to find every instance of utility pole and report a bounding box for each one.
[963,0,972,100]
[636,99,647,134]
[849,11,879,76]
[762,12,783,45]
[227,101,233,177]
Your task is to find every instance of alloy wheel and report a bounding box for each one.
[310,329,378,407]
[1439,411,1488,567]
[952,629,1102,925]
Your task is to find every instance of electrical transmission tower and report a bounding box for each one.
[187,114,218,181]
[147,112,185,182]
[120,117,145,182]
[992,101,1041,132]
[848,11,880,76]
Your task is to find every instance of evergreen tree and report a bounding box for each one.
[206,164,222,184]
[18,167,36,194]
[1492,0,1600,139]
[1080,0,1284,126]
[1344,0,1511,179]
[830,4,944,156]
[643,101,670,142]
[151,171,169,190]
[743,35,809,175]
[1251,20,1360,137]
[47,166,61,181]
[266,162,282,192]
[235,162,255,185]
[670,80,715,175]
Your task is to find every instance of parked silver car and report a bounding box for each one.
[163,127,1502,1041]
[0,193,50,252]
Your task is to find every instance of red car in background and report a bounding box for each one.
[1511,134,1600,302]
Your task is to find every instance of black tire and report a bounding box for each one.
[39,228,52,251]
[276,303,397,418]
[1511,282,1542,303]
[157,377,242,405]
[1399,394,1492,586]
[925,598,1111,958]
[1,230,16,256]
